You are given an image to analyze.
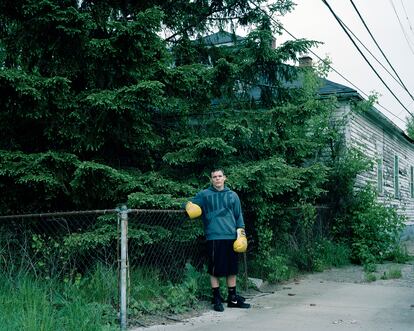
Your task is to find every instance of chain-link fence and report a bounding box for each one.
[0,210,118,279]
[0,208,250,330]
[122,208,248,328]
[0,209,121,330]
[128,209,204,283]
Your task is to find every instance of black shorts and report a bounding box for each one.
[207,239,238,277]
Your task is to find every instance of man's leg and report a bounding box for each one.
[211,275,220,288]
[211,275,224,312]
[226,274,250,308]
[226,274,237,303]
[226,274,236,287]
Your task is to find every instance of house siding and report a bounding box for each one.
[336,101,414,224]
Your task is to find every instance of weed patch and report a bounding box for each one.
[0,266,118,331]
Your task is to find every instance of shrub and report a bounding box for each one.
[380,266,402,280]
[128,263,208,317]
[349,188,405,265]
[364,273,377,282]
[386,242,411,263]
[256,252,295,283]
[312,239,351,270]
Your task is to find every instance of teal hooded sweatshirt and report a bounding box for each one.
[191,186,245,240]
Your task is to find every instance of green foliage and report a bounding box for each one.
[251,237,351,282]
[364,262,377,273]
[252,252,294,283]
[349,188,405,265]
[129,263,207,317]
[380,266,402,280]
[0,268,118,331]
[163,137,237,167]
[388,244,411,263]
[323,140,405,267]
[0,0,337,217]
[2,0,398,296]
[128,192,180,209]
[364,272,377,282]
[311,239,351,271]
[406,115,414,140]
[229,157,304,195]
[324,148,372,219]
[288,238,351,273]
[0,1,347,293]
[0,150,80,213]
[70,161,133,208]
[364,265,402,282]
[63,223,117,254]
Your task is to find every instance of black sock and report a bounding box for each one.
[212,287,221,301]
[228,286,236,300]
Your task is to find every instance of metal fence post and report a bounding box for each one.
[119,205,128,331]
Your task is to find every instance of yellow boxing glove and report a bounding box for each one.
[185,202,202,219]
[233,228,247,253]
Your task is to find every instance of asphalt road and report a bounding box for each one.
[131,242,414,331]
[130,240,414,331]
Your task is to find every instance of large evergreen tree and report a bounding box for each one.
[0,1,337,252]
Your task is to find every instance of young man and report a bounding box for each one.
[186,169,250,312]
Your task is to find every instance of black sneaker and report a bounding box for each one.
[213,298,224,312]
[226,294,246,304]
[211,295,225,304]
[227,296,250,309]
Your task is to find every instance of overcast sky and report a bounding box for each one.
[277,0,414,130]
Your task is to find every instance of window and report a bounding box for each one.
[411,166,414,198]
[376,140,384,195]
[377,158,383,194]
[394,155,399,198]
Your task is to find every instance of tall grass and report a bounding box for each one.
[0,265,118,331]
[0,261,214,330]
[249,238,351,283]
[128,263,209,317]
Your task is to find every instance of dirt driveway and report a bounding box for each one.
[131,241,414,331]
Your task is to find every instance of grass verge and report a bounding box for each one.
[0,265,118,331]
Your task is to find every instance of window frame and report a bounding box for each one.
[377,157,383,194]
[394,154,399,199]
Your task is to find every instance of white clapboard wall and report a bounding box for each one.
[335,100,414,224]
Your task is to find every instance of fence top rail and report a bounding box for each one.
[128,209,185,214]
[0,208,187,220]
[0,209,117,220]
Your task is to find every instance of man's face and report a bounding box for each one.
[211,170,226,190]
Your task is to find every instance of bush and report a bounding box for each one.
[312,239,351,271]
[380,266,402,280]
[252,252,295,283]
[128,263,209,317]
[349,188,405,265]
[249,237,350,283]
[364,272,377,282]
[288,238,350,272]
[386,242,411,263]
[325,147,405,268]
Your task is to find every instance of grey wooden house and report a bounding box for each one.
[201,32,414,235]
[321,78,414,235]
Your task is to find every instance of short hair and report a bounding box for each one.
[211,168,225,176]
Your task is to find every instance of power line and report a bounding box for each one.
[389,0,414,56]
[400,0,414,39]
[336,11,409,97]
[246,1,409,126]
[349,0,414,102]
[321,0,414,118]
